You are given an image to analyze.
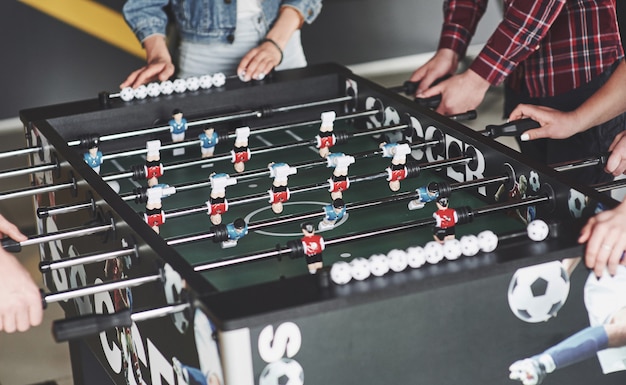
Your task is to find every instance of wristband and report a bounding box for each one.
[261,38,283,65]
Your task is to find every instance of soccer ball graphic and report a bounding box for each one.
[567,189,587,218]
[508,261,570,323]
[259,358,304,385]
[528,170,540,193]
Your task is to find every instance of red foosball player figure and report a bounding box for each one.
[316,111,337,158]
[145,139,164,187]
[432,197,458,243]
[301,222,325,274]
[144,183,176,234]
[231,127,251,173]
[268,162,297,214]
[206,173,237,225]
[326,153,355,200]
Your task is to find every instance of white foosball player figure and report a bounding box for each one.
[326,153,355,200]
[144,184,176,233]
[268,162,297,214]
[316,111,337,158]
[231,127,251,173]
[381,142,412,191]
[145,140,163,187]
[206,173,237,225]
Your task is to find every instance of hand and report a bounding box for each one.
[409,48,459,95]
[417,69,490,116]
[508,104,582,141]
[0,214,42,333]
[120,35,175,89]
[578,200,626,277]
[606,130,626,176]
[237,40,283,82]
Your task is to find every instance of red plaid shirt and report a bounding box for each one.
[439,0,623,97]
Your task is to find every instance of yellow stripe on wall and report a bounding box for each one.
[19,0,145,59]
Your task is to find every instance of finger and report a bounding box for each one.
[519,126,551,142]
[592,238,611,278]
[3,313,16,333]
[15,306,30,332]
[415,73,441,95]
[120,68,144,89]
[605,152,620,174]
[0,217,26,242]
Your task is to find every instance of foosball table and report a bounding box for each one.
[8,63,624,385]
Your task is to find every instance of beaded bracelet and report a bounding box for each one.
[261,38,284,65]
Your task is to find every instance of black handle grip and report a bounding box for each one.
[415,94,442,109]
[448,110,478,121]
[389,75,452,96]
[52,309,132,342]
[2,238,21,253]
[484,118,540,138]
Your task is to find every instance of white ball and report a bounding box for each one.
[349,257,370,281]
[424,241,444,264]
[119,87,134,102]
[368,254,390,277]
[508,261,570,323]
[406,246,426,268]
[212,72,226,87]
[443,239,462,260]
[527,219,550,242]
[199,75,213,89]
[460,235,480,256]
[173,78,187,93]
[477,230,499,253]
[259,358,304,385]
[146,82,161,97]
[330,261,352,285]
[387,249,408,272]
[160,80,174,95]
[133,85,148,99]
[185,76,200,91]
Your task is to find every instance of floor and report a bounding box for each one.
[0,69,622,385]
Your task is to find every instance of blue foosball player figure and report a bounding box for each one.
[84,139,103,174]
[221,218,248,248]
[319,198,347,231]
[408,181,441,210]
[199,126,219,158]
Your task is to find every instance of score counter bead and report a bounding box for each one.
[146,82,161,97]
[443,239,462,260]
[133,85,148,100]
[199,75,213,89]
[460,235,480,256]
[185,77,200,92]
[477,230,499,252]
[406,246,426,268]
[349,257,371,281]
[526,219,549,241]
[120,87,135,102]
[173,79,187,93]
[424,241,444,264]
[387,249,408,272]
[212,73,226,87]
[330,261,352,285]
[160,80,174,95]
[368,254,390,277]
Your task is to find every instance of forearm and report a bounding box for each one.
[265,6,304,49]
[570,60,626,132]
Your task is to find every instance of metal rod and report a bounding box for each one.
[0,146,41,159]
[0,163,58,179]
[44,274,161,305]
[19,223,113,248]
[0,181,75,201]
[40,248,135,272]
[131,303,190,323]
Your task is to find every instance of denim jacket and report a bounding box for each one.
[123,0,322,44]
